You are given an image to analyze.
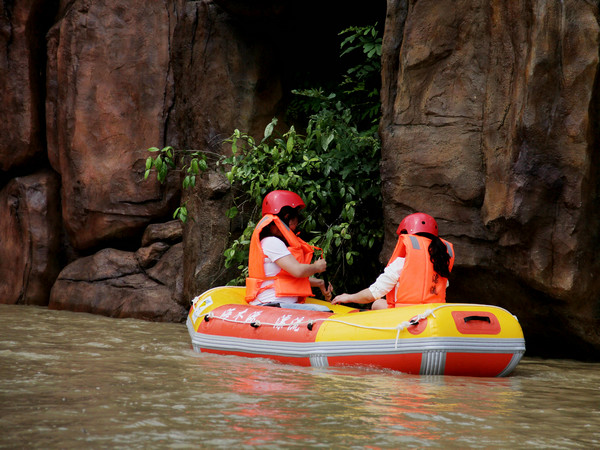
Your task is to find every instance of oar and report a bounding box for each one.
[320,250,333,300]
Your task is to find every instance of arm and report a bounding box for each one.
[332,257,405,305]
[263,237,326,279]
[275,255,326,279]
[331,288,375,305]
[275,253,332,300]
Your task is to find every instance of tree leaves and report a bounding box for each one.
[222,96,383,291]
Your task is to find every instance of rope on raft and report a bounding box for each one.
[198,305,449,349]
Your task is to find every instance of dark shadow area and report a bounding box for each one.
[585,37,600,323]
[276,1,386,105]
[448,266,600,361]
[0,0,59,190]
[213,0,387,121]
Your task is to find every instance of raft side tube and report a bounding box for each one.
[186,287,526,377]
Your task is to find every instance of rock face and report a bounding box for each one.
[0,0,56,175]
[49,221,186,322]
[45,0,179,251]
[167,1,285,300]
[380,0,600,358]
[0,171,61,305]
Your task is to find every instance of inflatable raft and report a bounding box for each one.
[186,286,525,377]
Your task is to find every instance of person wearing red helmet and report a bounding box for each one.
[245,190,333,311]
[332,212,454,309]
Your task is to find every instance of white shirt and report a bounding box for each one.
[250,236,298,305]
[367,256,450,300]
[368,257,405,299]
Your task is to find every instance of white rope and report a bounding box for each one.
[194,305,454,348]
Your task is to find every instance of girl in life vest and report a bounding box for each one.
[332,212,454,309]
[245,190,333,311]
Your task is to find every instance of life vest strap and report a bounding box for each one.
[255,276,277,297]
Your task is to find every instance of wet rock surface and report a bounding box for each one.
[379,0,600,358]
[49,224,186,322]
[0,171,61,306]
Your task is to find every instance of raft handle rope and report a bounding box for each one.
[304,314,434,348]
[194,307,457,349]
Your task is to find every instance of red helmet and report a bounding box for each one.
[262,190,306,216]
[396,212,439,236]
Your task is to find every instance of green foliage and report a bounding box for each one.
[286,23,382,131]
[144,146,208,223]
[338,23,382,130]
[222,98,383,291]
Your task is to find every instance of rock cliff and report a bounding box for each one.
[380,0,600,358]
[0,0,598,358]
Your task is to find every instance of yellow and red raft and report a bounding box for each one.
[186,286,525,377]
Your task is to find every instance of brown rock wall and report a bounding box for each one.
[168,0,285,299]
[0,0,57,174]
[45,0,178,250]
[0,171,61,305]
[49,241,186,321]
[481,1,599,300]
[380,0,600,356]
[381,0,492,260]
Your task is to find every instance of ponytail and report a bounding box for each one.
[416,232,451,278]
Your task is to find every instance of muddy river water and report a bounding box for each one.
[0,304,598,448]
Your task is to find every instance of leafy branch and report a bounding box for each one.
[221,97,383,290]
[143,146,208,223]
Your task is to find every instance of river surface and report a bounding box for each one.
[0,304,598,449]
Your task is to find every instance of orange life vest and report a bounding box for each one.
[245,214,316,303]
[385,234,455,307]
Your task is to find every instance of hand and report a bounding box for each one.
[331,293,353,305]
[313,258,327,274]
[321,282,333,302]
